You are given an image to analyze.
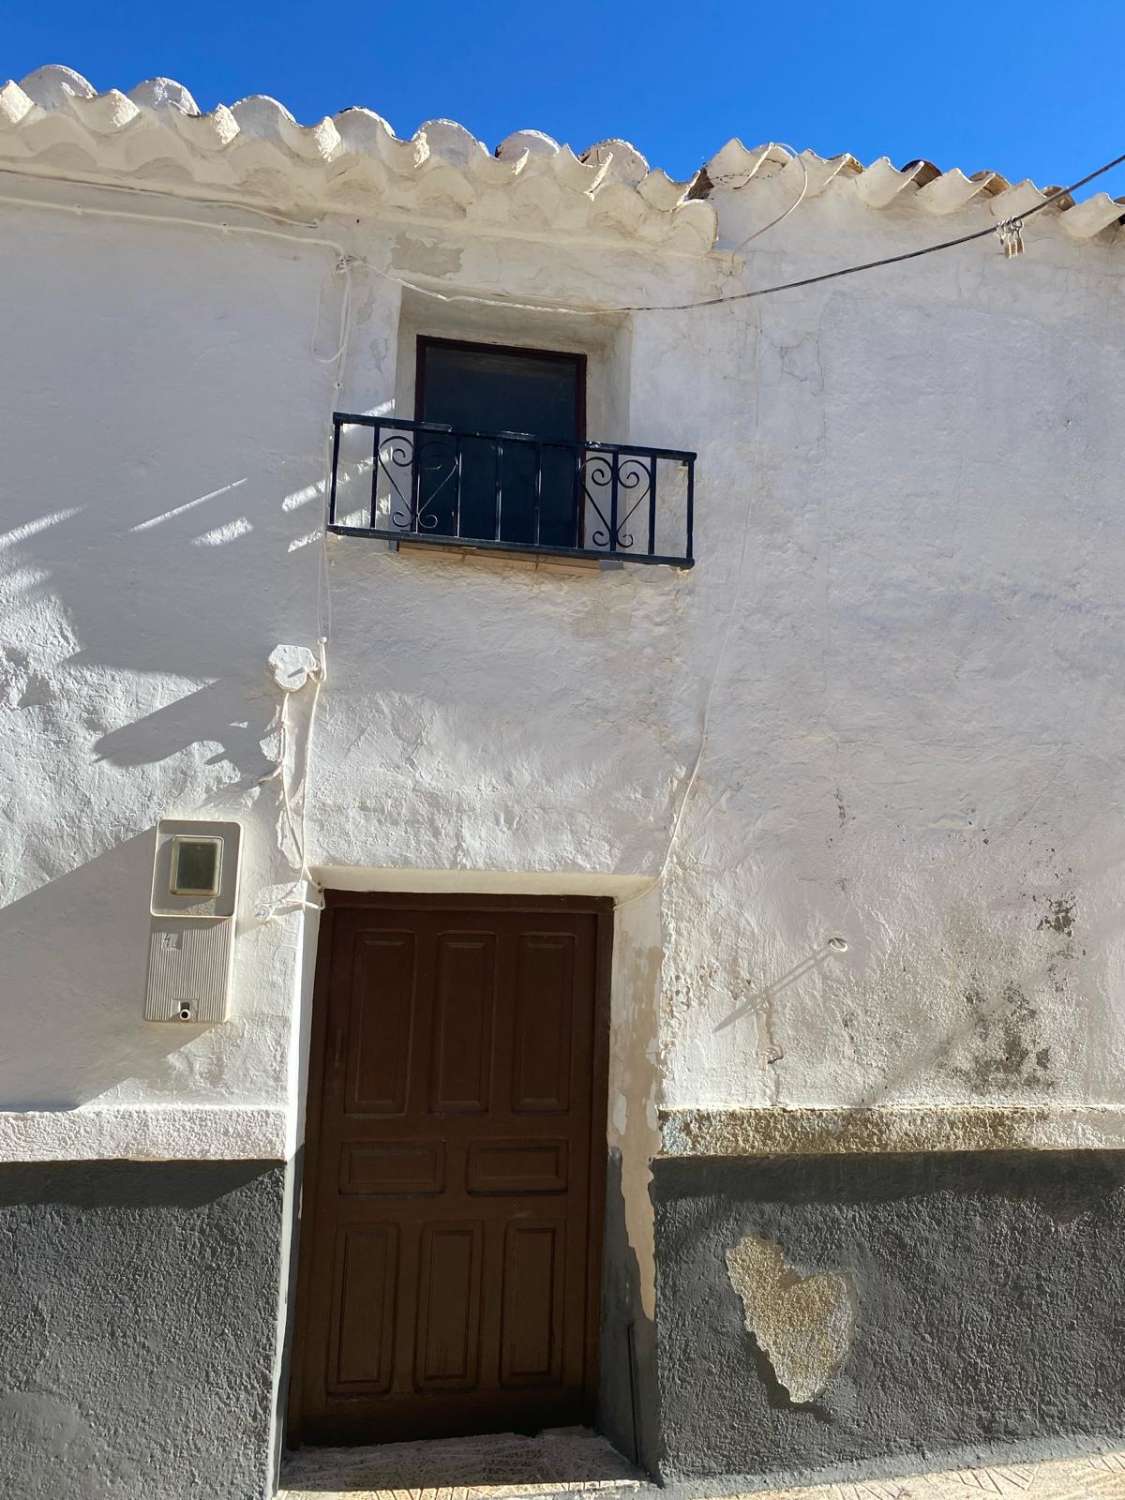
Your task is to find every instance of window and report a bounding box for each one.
[327,328,697,567]
[415,338,585,549]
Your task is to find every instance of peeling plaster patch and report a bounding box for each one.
[725,1234,854,1405]
[607,891,662,1321]
[390,234,463,278]
[952,981,1055,1094]
[1037,895,1076,937]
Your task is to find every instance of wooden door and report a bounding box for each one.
[289,893,611,1445]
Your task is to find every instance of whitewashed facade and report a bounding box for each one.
[3,64,1125,1500]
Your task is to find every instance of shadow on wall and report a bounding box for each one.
[2,458,330,1108]
[712,924,1074,1108]
[2,458,327,781]
[92,676,278,788]
[600,1147,659,1472]
[0,830,187,1108]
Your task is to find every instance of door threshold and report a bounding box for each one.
[279,1427,643,1498]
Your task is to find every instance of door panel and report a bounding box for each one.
[340,1142,445,1196]
[347,932,415,1115]
[430,933,495,1113]
[512,932,575,1112]
[466,1139,568,1195]
[414,1223,484,1389]
[329,1226,399,1393]
[500,1221,564,1386]
[291,897,610,1445]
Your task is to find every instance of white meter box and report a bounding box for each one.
[145,819,242,1023]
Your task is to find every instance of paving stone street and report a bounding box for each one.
[278,1432,1125,1500]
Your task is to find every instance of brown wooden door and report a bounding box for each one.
[290,894,611,1445]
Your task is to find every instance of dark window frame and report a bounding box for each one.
[414,335,588,445]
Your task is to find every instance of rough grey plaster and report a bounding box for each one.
[651,1152,1125,1485]
[0,1160,285,1500]
[273,1147,304,1493]
[599,1149,659,1474]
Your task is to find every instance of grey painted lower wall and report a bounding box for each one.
[0,1159,285,1500]
[652,1151,1125,1485]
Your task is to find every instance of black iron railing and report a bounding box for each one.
[327,413,695,567]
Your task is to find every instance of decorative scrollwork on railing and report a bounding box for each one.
[377,432,460,531]
[580,455,615,547]
[376,434,415,530]
[330,413,695,567]
[580,453,653,550]
[412,436,460,531]
[613,457,654,550]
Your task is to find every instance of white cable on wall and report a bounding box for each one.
[726,143,810,256]
[258,642,329,922]
[9,140,1119,329]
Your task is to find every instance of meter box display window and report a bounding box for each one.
[169,836,223,896]
[145,819,242,1022]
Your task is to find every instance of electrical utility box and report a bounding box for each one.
[145,819,242,1023]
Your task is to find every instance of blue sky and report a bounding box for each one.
[4,1,1123,195]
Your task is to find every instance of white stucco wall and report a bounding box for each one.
[4,156,1125,1163]
[653,181,1125,1119]
[0,189,346,1156]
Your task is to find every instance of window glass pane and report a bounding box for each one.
[420,345,579,440]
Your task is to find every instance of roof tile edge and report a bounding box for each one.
[1,66,1121,251]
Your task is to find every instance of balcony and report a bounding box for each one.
[327,414,695,567]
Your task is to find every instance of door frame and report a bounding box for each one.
[285,890,614,1448]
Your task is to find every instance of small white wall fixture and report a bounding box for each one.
[145,819,243,1023]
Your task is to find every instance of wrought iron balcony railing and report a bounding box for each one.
[327,413,695,567]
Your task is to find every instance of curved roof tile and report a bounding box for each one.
[699,138,1123,243]
[0,65,716,254]
[1,68,1120,253]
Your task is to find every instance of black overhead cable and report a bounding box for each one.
[621,147,1125,313]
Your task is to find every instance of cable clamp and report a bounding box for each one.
[997,217,1025,258]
